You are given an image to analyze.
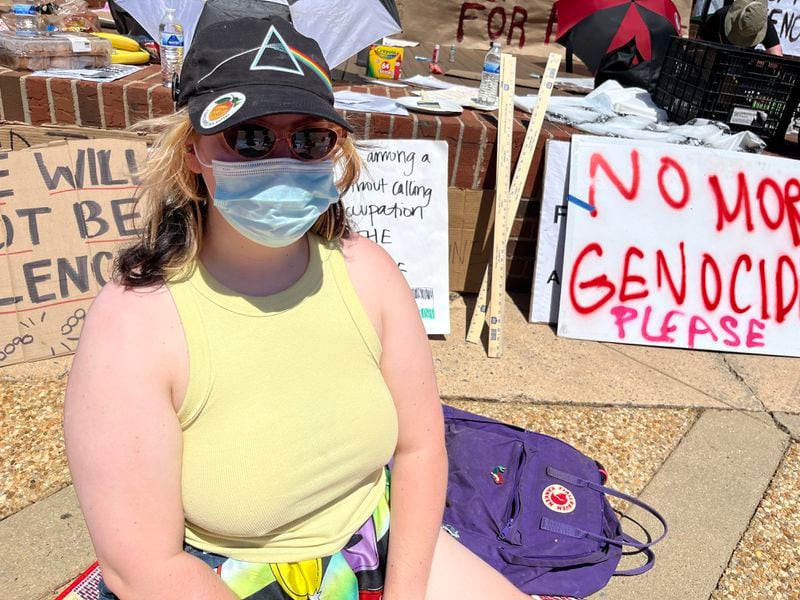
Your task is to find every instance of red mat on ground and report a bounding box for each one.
[54,562,100,600]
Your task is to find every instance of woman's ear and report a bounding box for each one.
[186,144,203,174]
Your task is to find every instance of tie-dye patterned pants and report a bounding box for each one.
[98,473,391,600]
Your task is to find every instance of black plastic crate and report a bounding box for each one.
[653,36,800,148]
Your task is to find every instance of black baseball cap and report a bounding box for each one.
[176,16,351,135]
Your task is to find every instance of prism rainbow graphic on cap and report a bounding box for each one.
[288,46,333,93]
[248,25,333,93]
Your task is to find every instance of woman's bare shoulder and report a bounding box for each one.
[87,280,172,326]
[339,232,401,275]
[79,280,179,357]
[71,279,186,409]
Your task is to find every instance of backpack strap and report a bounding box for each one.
[542,466,668,562]
[538,518,658,575]
[614,539,657,576]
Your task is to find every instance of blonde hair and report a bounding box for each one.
[115,109,361,287]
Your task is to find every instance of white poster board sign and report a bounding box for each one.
[343,139,450,335]
[768,0,800,56]
[558,135,800,357]
[530,140,570,324]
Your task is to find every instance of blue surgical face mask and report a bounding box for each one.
[196,150,339,248]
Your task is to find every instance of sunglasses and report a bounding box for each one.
[222,121,342,161]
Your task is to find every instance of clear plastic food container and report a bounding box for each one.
[0,31,111,70]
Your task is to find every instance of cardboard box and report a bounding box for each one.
[366,44,403,80]
[448,187,493,293]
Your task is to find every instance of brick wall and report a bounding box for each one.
[0,65,574,291]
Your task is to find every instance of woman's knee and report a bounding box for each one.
[426,529,529,600]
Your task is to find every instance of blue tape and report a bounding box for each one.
[567,194,595,212]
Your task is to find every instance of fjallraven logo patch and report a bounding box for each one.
[542,484,576,513]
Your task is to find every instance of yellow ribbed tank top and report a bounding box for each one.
[167,234,398,562]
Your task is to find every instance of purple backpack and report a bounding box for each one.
[442,405,667,598]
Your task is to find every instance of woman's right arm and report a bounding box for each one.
[64,282,237,600]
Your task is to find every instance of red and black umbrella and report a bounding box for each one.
[554,0,681,73]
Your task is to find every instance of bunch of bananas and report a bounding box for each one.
[93,32,151,65]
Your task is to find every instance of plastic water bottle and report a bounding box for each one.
[159,8,184,88]
[12,1,40,36]
[477,42,501,106]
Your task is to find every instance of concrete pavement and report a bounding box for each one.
[594,410,789,599]
[0,486,93,600]
[0,292,798,599]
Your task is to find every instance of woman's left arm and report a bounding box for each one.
[344,234,447,600]
[376,251,447,600]
[343,234,447,599]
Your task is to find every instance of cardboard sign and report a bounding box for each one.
[768,0,800,56]
[558,135,800,357]
[395,0,692,56]
[0,138,148,367]
[0,123,154,153]
[530,139,569,324]
[448,187,492,293]
[343,140,450,335]
[396,0,555,57]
